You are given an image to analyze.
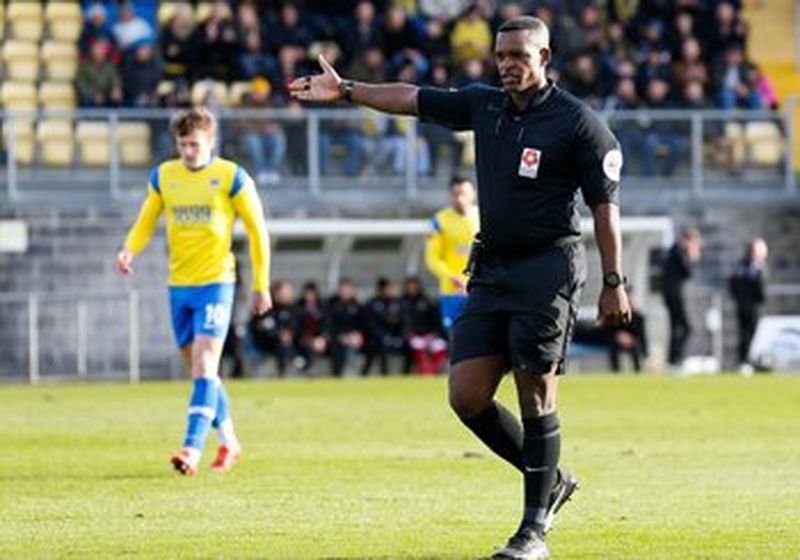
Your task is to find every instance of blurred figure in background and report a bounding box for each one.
[729,238,768,373]
[76,39,123,107]
[239,78,287,186]
[250,281,297,377]
[425,177,479,332]
[662,227,703,369]
[326,278,367,376]
[294,281,328,374]
[401,276,448,375]
[363,277,412,375]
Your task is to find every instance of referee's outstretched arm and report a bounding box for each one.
[289,55,419,116]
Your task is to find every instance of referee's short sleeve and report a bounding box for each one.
[417,84,487,131]
[571,105,622,207]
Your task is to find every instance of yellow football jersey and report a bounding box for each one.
[425,205,479,295]
[124,157,270,291]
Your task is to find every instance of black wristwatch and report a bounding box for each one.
[340,80,355,103]
[603,271,626,289]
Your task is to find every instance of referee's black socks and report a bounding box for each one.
[521,413,560,536]
[461,401,524,470]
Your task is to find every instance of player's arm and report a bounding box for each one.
[572,106,631,325]
[289,55,480,130]
[231,172,272,315]
[117,182,163,275]
[289,55,418,115]
[592,202,630,323]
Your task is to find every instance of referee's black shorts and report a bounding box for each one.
[450,242,586,375]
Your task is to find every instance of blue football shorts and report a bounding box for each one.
[168,283,235,348]
[438,294,467,332]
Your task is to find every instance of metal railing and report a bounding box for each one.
[1,103,797,204]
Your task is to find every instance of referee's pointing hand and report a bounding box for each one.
[289,55,343,103]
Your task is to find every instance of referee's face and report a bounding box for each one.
[494,30,550,94]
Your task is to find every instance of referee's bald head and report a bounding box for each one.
[497,16,550,49]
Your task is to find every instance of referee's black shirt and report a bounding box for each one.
[418,82,621,256]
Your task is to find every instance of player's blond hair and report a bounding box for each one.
[170,108,217,139]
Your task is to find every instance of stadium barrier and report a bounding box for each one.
[0,103,796,206]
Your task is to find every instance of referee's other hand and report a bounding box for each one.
[289,55,342,103]
[116,248,134,275]
[597,285,632,327]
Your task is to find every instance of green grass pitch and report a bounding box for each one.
[1,374,799,559]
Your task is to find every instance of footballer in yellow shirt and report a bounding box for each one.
[425,177,479,330]
[116,108,271,476]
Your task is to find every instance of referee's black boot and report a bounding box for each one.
[491,526,548,560]
[544,470,580,534]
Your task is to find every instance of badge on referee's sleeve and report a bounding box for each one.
[518,147,541,179]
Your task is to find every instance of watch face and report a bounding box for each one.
[604,272,622,287]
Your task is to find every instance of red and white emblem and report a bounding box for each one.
[518,147,541,179]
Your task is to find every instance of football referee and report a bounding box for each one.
[291,16,631,560]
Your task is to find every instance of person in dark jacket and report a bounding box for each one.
[400,276,448,375]
[729,238,768,370]
[662,227,702,367]
[249,281,297,377]
[293,281,328,373]
[326,278,366,377]
[362,277,412,375]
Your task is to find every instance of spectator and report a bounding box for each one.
[608,77,647,175]
[382,5,422,65]
[667,11,698,58]
[401,276,448,375]
[293,281,328,373]
[599,21,636,77]
[421,18,451,63]
[195,1,240,82]
[79,3,117,59]
[729,238,768,373]
[564,52,607,110]
[705,1,747,64]
[450,4,493,64]
[420,0,469,21]
[238,31,280,82]
[608,301,650,372]
[267,2,315,53]
[363,277,412,375]
[641,79,689,176]
[239,78,287,186]
[249,281,297,377]
[636,46,673,95]
[113,2,155,59]
[122,44,162,107]
[561,4,604,60]
[662,227,702,369]
[341,0,384,64]
[712,45,762,110]
[672,37,709,92]
[326,278,367,377]
[160,3,198,81]
[76,39,123,107]
[419,61,464,175]
[753,64,779,110]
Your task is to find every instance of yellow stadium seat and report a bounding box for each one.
[36,119,75,166]
[8,2,44,41]
[45,2,84,42]
[745,121,783,166]
[191,80,228,107]
[2,119,36,165]
[39,81,76,110]
[1,81,38,111]
[0,4,5,41]
[75,121,111,166]
[116,122,152,167]
[41,40,79,81]
[2,40,40,82]
[228,81,253,107]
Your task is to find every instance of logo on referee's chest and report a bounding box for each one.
[518,147,541,179]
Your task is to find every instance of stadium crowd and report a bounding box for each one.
[74,0,777,181]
